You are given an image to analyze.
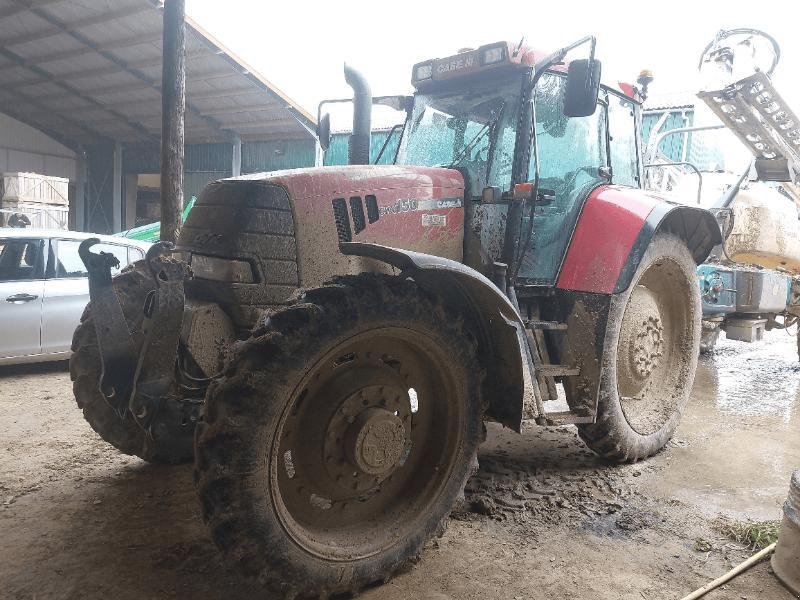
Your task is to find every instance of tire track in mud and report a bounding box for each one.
[462,423,651,533]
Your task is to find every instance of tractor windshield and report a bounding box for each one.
[397,77,524,197]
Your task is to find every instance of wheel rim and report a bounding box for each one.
[269,327,466,561]
[616,257,693,436]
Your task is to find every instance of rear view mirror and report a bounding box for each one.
[317,113,331,151]
[563,58,602,117]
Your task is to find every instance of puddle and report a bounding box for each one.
[696,327,799,423]
[648,327,800,519]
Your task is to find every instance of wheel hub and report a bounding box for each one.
[323,384,412,493]
[346,408,406,476]
[630,315,664,379]
[618,285,665,394]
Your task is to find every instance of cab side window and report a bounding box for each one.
[608,93,640,188]
[0,238,45,281]
[54,240,128,278]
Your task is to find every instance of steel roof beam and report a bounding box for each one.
[13,70,245,105]
[1,4,152,47]
[0,31,165,70]
[2,48,211,89]
[22,2,231,140]
[0,85,104,146]
[0,0,64,21]
[0,45,156,141]
[194,102,281,117]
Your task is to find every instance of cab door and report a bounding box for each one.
[0,237,46,360]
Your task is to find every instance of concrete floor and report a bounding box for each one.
[1,329,798,599]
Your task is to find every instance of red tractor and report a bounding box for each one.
[73,36,719,597]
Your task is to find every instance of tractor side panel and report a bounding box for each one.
[556,185,660,294]
[275,166,466,289]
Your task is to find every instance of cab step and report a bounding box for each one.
[541,410,595,426]
[537,364,580,378]
[524,319,568,331]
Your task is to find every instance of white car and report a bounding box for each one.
[0,228,151,365]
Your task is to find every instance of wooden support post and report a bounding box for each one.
[160,0,185,243]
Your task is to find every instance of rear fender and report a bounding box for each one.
[557,186,722,294]
[339,242,534,431]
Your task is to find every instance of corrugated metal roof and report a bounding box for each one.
[0,0,315,149]
[643,89,697,112]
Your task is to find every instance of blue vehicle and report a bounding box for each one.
[648,29,800,356]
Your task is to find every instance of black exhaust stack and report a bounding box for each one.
[344,63,371,165]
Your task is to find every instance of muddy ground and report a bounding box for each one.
[1,329,799,600]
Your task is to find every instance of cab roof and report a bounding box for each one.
[411,40,641,102]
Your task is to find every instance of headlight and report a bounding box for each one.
[190,254,255,283]
[414,63,433,81]
[481,45,505,65]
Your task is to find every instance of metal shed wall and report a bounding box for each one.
[642,110,694,162]
[0,112,76,179]
[324,130,401,166]
[642,108,727,171]
[124,138,315,180]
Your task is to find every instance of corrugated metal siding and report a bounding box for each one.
[642,108,726,170]
[187,143,232,172]
[124,142,234,174]
[123,143,161,174]
[185,171,226,200]
[642,110,694,162]
[324,130,401,166]
[242,139,316,173]
[124,139,315,177]
[123,138,315,201]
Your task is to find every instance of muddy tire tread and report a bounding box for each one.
[571,233,701,463]
[194,274,483,598]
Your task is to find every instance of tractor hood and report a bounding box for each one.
[260,165,467,288]
[236,164,464,199]
[178,165,467,318]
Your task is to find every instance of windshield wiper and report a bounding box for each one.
[445,101,506,168]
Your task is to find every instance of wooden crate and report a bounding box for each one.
[2,172,69,206]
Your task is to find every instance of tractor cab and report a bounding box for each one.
[321,39,644,286]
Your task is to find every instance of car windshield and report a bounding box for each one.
[396,77,524,197]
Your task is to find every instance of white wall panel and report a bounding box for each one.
[0,112,76,180]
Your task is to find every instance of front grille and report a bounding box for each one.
[178,180,299,307]
[332,198,352,242]
[350,196,366,234]
[365,194,380,223]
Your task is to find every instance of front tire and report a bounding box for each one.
[194,275,483,598]
[571,233,701,462]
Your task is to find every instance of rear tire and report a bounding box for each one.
[194,274,483,598]
[570,233,700,462]
[70,264,195,464]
